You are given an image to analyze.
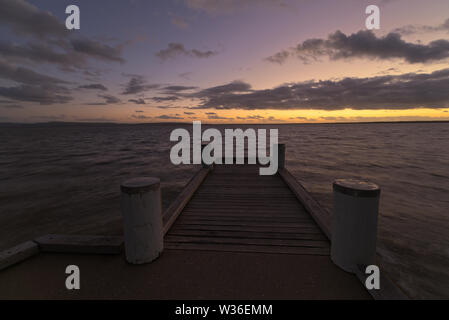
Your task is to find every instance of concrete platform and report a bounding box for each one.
[0,249,370,300]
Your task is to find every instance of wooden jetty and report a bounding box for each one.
[0,151,408,299]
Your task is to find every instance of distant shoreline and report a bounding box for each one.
[1,120,449,126]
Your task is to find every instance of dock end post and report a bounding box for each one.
[120,177,163,264]
[331,179,380,273]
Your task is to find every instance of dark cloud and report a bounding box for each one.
[157,105,177,109]
[122,76,159,95]
[0,41,86,70]
[78,83,108,91]
[0,0,68,38]
[190,69,449,110]
[193,80,252,98]
[0,0,126,72]
[0,84,72,104]
[0,60,69,85]
[162,85,198,93]
[152,96,180,102]
[265,50,290,64]
[132,114,152,120]
[0,39,125,71]
[129,98,146,104]
[184,111,195,115]
[99,94,121,104]
[70,38,125,63]
[266,30,449,64]
[156,43,218,60]
[206,113,234,120]
[135,110,144,113]
[155,114,184,120]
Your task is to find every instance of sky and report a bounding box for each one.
[0,0,449,123]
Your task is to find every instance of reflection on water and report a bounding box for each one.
[0,122,448,299]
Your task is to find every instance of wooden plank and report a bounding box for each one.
[165,242,330,256]
[165,235,330,248]
[171,224,324,234]
[174,219,317,228]
[180,212,307,219]
[177,215,313,223]
[162,168,210,235]
[168,229,327,241]
[278,168,332,239]
[34,234,123,254]
[0,241,39,271]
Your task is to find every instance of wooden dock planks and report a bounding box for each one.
[165,164,330,256]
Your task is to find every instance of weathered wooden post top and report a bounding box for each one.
[331,178,381,273]
[120,177,164,264]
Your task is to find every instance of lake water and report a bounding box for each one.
[0,122,448,299]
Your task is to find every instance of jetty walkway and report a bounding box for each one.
[0,156,407,299]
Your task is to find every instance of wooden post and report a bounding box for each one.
[277,144,286,169]
[331,179,380,273]
[120,177,163,264]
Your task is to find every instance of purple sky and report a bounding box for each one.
[0,0,449,123]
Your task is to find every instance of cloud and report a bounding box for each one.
[135,110,144,113]
[155,114,184,120]
[206,112,234,120]
[0,0,68,38]
[190,68,449,110]
[70,38,125,63]
[266,30,449,64]
[0,84,72,105]
[99,94,121,104]
[87,94,121,105]
[0,41,86,70]
[129,98,146,104]
[184,111,195,115]
[0,39,125,71]
[193,80,252,98]
[393,18,449,35]
[265,50,290,64]
[132,114,152,120]
[0,60,69,85]
[162,85,198,93]
[152,96,180,102]
[156,43,218,60]
[122,76,159,95]
[289,116,308,120]
[156,105,176,109]
[78,84,108,91]
[236,115,265,120]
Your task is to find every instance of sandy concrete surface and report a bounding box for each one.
[0,249,370,299]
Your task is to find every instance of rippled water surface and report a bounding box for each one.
[0,122,448,299]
